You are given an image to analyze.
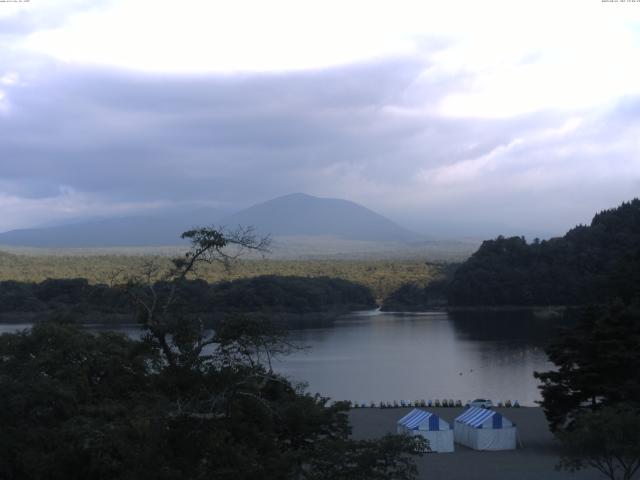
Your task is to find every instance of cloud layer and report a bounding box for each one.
[1,0,639,237]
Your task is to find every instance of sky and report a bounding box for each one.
[1,0,639,238]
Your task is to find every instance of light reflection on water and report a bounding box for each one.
[0,310,558,406]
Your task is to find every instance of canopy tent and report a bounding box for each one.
[454,407,517,451]
[396,409,454,453]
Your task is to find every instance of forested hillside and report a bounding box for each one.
[380,263,456,311]
[448,199,640,306]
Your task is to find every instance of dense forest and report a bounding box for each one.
[0,275,376,324]
[382,199,640,309]
[380,263,455,311]
[449,199,640,306]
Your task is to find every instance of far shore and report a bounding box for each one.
[0,305,571,326]
[376,304,568,318]
[0,309,353,328]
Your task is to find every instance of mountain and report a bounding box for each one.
[220,193,420,242]
[0,208,225,248]
[0,194,419,248]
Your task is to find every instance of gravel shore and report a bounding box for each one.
[349,407,603,480]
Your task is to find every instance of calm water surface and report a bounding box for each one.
[275,310,557,406]
[0,310,559,406]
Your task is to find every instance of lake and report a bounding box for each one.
[275,310,556,406]
[0,309,559,406]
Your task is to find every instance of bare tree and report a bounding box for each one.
[126,225,270,369]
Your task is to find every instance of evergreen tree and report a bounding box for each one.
[535,301,640,431]
[556,405,640,480]
[448,199,640,306]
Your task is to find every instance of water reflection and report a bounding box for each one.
[275,310,559,406]
[448,309,559,344]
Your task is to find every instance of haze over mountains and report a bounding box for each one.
[224,193,419,242]
[0,193,421,248]
[0,210,223,248]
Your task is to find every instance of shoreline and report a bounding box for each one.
[381,305,568,313]
[0,309,358,328]
[0,305,570,326]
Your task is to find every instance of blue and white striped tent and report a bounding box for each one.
[396,409,454,453]
[454,407,516,450]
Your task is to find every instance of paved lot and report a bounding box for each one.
[349,407,603,480]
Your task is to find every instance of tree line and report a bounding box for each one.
[0,275,376,320]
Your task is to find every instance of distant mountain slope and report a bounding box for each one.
[0,194,419,248]
[221,193,419,242]
[0,208,224,248]
[447,198,640,306]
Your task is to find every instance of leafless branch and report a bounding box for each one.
[122,225,270,369]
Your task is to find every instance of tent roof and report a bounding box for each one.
[397,409,440,430]
[455,407,509,428]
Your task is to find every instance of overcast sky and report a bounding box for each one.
[1,0,639,237]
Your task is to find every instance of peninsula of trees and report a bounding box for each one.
[382,199,640,309]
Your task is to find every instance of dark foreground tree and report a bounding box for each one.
[556,405,640,480]
[0,320,424,480]
[535,300,640,479]
[0,227,424,480]
[304,435,426,480]
[535,301,640,431]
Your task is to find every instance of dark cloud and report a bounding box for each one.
[1,58,435,199]
[0,53,639,236]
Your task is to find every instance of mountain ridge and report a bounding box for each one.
[221,193,420,242]
[0,193,420,248]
